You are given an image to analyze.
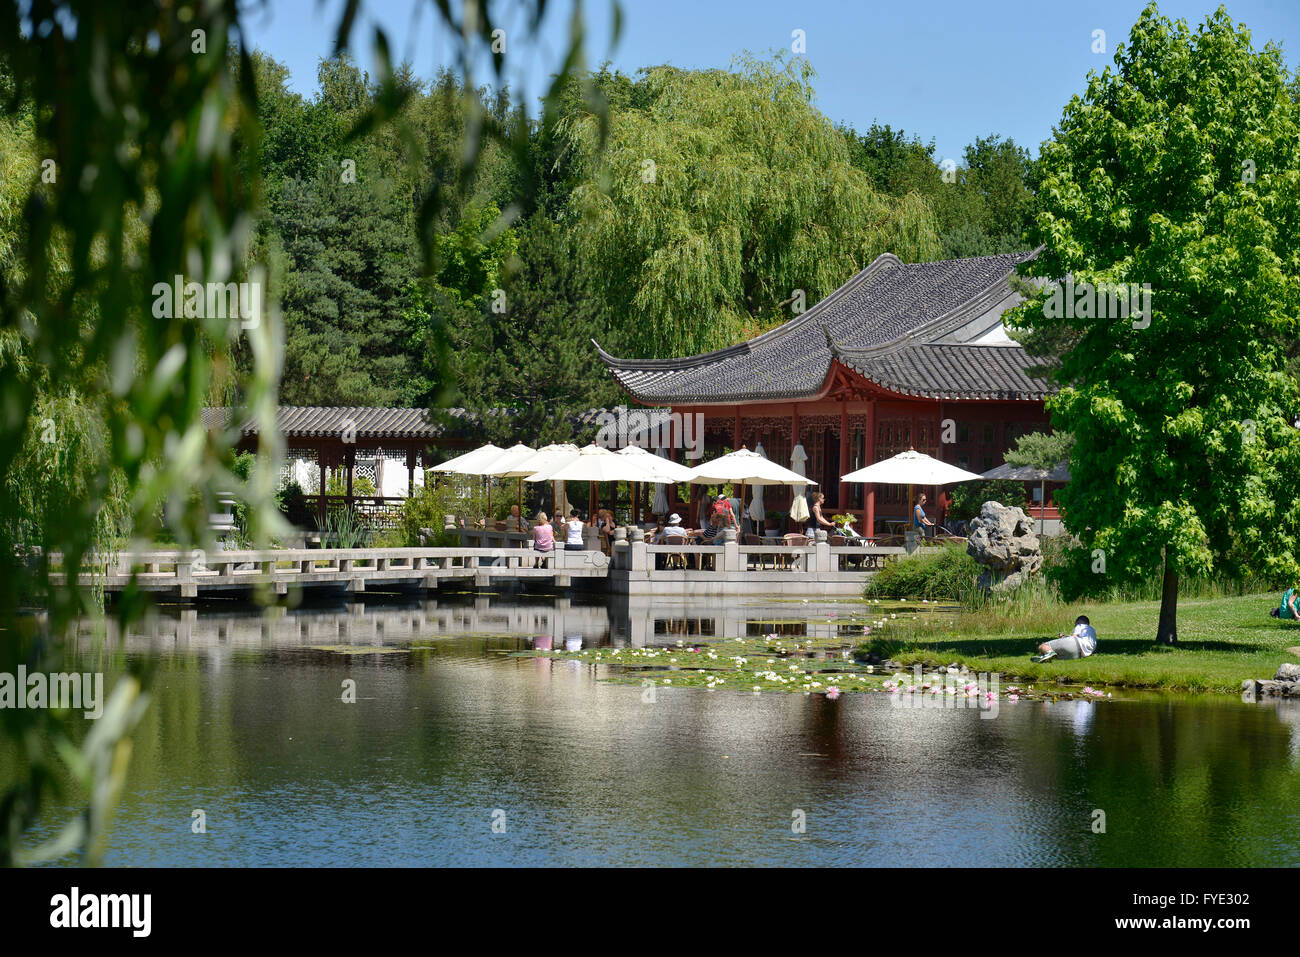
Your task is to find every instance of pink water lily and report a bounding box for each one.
[826,686,841,700]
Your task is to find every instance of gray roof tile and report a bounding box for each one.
[596,249,1056,402]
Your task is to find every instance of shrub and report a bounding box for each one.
[947,480,1027,521]
[276,479,316,529]
[397,477,492,546]
[864,544,981,601]
[326,472,377,496]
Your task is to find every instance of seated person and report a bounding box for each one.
[531,511,554,565]
[596,508,616,554]
[1032,615,1097,662]
[504,504,526,533]
[655,513,689,543]
[564,509,586,551]
[1270,587,1300,620]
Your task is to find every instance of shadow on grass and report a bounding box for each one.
[879,637,1278,659]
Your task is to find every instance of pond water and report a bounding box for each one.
[12,590,1300,866]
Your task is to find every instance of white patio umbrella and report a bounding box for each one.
[429,443,505,474]
[529,444,665,520]
[617,445,695,482]
[789,443,810,524]
[502,443,580,520]
[689,447,817,486]
[841,448,982,532]
[651,448,671,515]
[427,442,507,525]
[618,446,694,523]
[747,442,769,521]
[689,447,816,533]
[475,442,536,518]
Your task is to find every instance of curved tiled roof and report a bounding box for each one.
[201,406,459,439]
[596,248,1056,402]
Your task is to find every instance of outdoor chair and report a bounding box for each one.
[780,533,808,570]
[743,533,773,570]
[661,534,688,570]
[830,534,867,569]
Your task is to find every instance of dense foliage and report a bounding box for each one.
[1006,3,1300,643]
[863,545,981,601]
[947,480,1029,521]
[231,51,1042,437]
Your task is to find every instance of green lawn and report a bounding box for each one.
[869,592,1300,693]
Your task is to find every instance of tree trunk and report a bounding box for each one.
[1156,559,1178,645]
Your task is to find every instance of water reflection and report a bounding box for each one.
[15,592,1300,867]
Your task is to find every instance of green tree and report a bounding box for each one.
[1006,3,1300,643]
[562,54,941,357]
[469,214,618,443]
[1003,430,1073,472]
[275,166,420,405]
[0,0,599,866]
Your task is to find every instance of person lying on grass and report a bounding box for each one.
[1269,587,1300,620]
[1032,615,1097,663]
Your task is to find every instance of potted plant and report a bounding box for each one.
[764,509,782,532]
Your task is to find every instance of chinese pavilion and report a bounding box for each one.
[595,248,1058,537]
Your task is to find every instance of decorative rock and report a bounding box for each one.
[1242,663,1300,700]
[966,501,1043,594]
[1275,662,1300,682]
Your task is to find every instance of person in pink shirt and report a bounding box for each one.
[532,511,555,566]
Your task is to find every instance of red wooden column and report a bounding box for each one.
[733,406,741,450]
[865,400,876,539]
[838,400,849,512]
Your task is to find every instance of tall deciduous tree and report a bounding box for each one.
[562,54,942,358]
[1008,3,1300,643]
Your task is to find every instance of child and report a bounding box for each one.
[1032,615,1097,662]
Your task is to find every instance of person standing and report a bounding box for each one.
[707,493,736,542]
[807,491,835,538]
[913,492,935,537]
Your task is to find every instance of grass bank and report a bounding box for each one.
[862,591,1300,693]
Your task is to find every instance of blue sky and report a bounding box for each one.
[242,0,1300,161]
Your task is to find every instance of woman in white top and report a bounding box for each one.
[565,509,585,550]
